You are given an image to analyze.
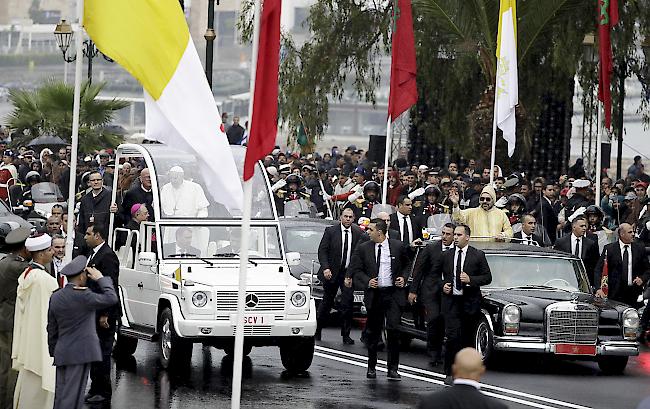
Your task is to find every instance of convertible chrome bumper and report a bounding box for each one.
[494,336,639,356]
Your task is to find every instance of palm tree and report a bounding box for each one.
[5,79,130,152]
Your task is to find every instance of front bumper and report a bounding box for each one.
[494,336,639,357]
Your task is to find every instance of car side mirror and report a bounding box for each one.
[138,251,157,267]
[286,251,301,266]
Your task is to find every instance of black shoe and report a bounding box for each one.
[387,369,401,381]
[85,395,107,404]
[366,368,376,379]
[444,375,453,385]
[342,336,355,345]
[315,331,321,341]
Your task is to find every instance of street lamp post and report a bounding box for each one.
[205,1,219,89]
[54,20,113,85]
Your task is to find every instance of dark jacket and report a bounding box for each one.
[119,185,154,227]
[435,245,492,315]
[77,187,112,237]
[86,242,121,321]
[534,197,559,244]
[0,254,29,332]
[554,234,600,285]
[47,277,118,366]
[317,223,365,281]
[348,238,410,309]
[410,241,453,303]
[594,241,650,305]
[162,242,202,257]
[389,212,424,243]
[417,383,508,409]
[513,231,544,247]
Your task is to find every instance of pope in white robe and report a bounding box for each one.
[160,166,209,218]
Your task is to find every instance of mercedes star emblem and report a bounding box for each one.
[245,293,259,308]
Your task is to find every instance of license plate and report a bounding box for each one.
[230,314,274,326]
[554,344,596,356]
[353,292,364,303]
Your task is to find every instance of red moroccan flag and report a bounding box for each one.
[597,0,619,130]
[387,0,418,121]
[244,0,282,181]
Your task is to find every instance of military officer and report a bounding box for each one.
[0,227,31,409]
[274,174,311,216]
[47,256,118,409]
[346,181,381,221]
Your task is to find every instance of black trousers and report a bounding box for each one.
[317,271,353,337]
[366,287,402,371]
[89,319,116,398]
[422,299,444,356]
[442,295,479,375]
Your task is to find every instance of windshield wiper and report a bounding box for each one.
[167,253,214,267]
[213,252,258,266]
[506,285,573,293]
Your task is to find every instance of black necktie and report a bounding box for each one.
[455,249,463,292]
[574,238,581,257]
[376,244,382,276]
[341,230,349,270]
[402,216,410,244]
[623,245,630,285]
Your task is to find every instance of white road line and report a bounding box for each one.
[315,345,593,409]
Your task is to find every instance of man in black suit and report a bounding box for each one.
[408,222,456,366]
[316,208,365,344]
[416,348,507,409]
[348,218,409,380]
[83,223,120,404]
[513,214,544,246]
[594,223,650,307]
[533,183,559,244]
[390,195,424,246]
[433,224,492,383]
[553,216,600,285]
[162,227,202,257]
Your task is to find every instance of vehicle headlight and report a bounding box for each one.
[291,291,307,307]
[502,304,521,335]
[192,291,208,308]
[622,308,640,339]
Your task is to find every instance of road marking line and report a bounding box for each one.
[315,345,592,409]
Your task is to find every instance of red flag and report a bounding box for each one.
[387,0,418,122]
[601,249,609,297]
[243,0,282,181]
[597,0,619,130]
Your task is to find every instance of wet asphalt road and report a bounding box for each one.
[95,327,650,409]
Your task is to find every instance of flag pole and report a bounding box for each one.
[595,101,603,206]
[64,0,84,263]
[382,118,391,204]
[231,0,261,407]
[489,88,498,186]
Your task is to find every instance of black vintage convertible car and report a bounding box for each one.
[400,242,640,374]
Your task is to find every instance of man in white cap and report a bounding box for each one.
[448,185,513,242]
[563,179,592,233]
[12,233,57,409]
[160,166,209,217]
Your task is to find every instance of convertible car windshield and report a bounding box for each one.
[485,255,590,293]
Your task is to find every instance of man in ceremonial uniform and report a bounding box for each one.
[0,227,31,409]
[47,256,118,409]
[12,233,57,409]
[346,181,381,221]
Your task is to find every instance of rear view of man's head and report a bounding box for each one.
[452,348,485,381]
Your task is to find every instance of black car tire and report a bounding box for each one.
[113,333,138,357]
[159,308,193,369]
[597,356,628,375]
[280,336,315,374]
[475,317,494,365]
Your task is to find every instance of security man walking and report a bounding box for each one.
[47,256,118,409]
[0,227,31,409]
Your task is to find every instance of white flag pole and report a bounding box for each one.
[64,0,84,263]
[381,118,392,204]
[231,0,261,407]
[595,101,603,205]
[489,87,498,186]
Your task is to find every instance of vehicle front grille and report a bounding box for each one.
[231,325,272,336]
[216,291,285,311]
[547,306,598,345]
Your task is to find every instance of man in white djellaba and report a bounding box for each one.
[160,166,209,218]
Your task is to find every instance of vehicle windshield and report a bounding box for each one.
[282,225,328,255]
[485,255,590,293]
[160,225,281,259]
[31,182,64,203]
[147,146,273,220]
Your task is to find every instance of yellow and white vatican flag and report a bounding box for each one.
[495,0,518,157]
[84,0,243,210]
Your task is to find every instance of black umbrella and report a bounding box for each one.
[27,134,68,147]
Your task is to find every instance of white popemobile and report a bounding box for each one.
[109,144,316,373]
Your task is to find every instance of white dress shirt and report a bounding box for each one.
[375,238,392,287]
[618,240,633,285]
[398,212,413,242]
[521,232,537,246]
[453,378,481,390]
[571,234,583,256]
[340,224,352,269]
[452,246,467,295]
